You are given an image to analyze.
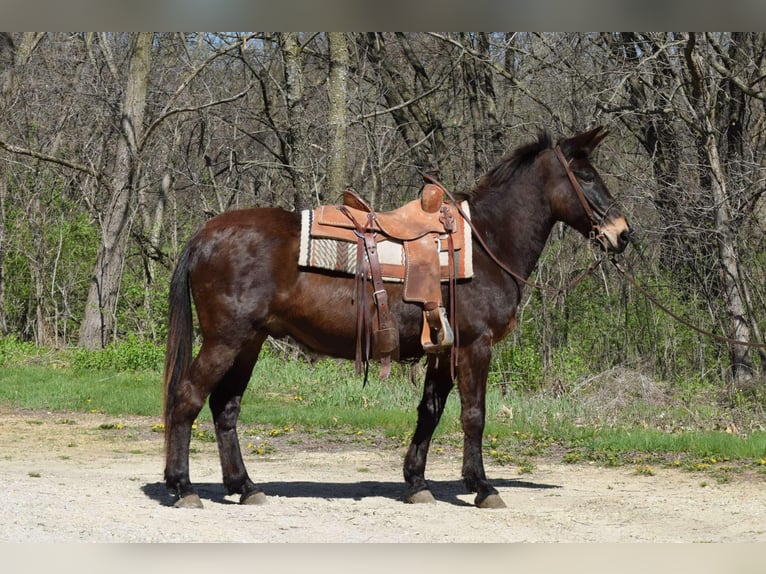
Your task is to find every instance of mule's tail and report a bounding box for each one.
[163,239,194,450]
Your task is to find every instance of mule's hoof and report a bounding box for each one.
[406,489,436,504]
[476,493,506,509]
[240,490,267,505]
[174,493,203,509]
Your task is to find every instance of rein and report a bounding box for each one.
[422,167,605,295]
[610,257,766,349]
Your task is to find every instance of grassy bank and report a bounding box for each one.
[1,337,764,479]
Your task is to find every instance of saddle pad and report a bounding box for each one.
[298,201,473,282]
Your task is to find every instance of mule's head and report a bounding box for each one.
[551,126,631,253]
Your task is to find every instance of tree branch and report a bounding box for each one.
[706,32,766,101]
[353,82,444,122]
[159,33,257,118]
[140,84,254,152]
[0,139,99,178]
[427,32,561,128]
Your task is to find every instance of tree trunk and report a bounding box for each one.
[684,33,755,384]
[327,32,349,196]
[393,33,449,172]
[0,176,7,334]
[0,34,11,333]
[477,33,504,160]
[359,33,433,182]
[0,33,45,338]
[79,33,153,349]
[706,128,754,382]
[461,33,484,179]
[280,32,312,210]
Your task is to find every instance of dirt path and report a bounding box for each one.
[0,407,763,542]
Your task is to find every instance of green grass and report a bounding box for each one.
[0,365,161,417]
[0,338,764,474]
[238,353,460,436]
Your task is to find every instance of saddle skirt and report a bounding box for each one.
[298,200,473,302]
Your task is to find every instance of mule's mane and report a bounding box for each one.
[484,131,553,187]
[457,131,553,200]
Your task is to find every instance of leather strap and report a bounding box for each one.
[440,205,458,379]
[354,225,370,378]
[361,212,396,378]
[337,206,397,380]
[553,145,599,232]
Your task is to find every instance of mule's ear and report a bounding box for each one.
[586,126,609,152]
[560,126,609,158]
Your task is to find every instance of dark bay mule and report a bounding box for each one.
[163,126,631,509]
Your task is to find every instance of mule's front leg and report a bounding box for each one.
[403,354,453,503]
[458,341,506,509]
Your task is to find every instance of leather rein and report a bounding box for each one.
[424,144,609,295]
[429,146,766,351]
[554,149,766,350]
[609,258,766,350]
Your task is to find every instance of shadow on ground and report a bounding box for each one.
[142,476,560,507]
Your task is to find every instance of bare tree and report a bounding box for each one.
[79,33,154,348]
[599,32,766,385]
[460,32,504,179]
[0,31,15,335]
[327,32,349,195]
[280,32,314,210]
[0,32,59,342]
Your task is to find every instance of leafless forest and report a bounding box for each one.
[1,32,765,394]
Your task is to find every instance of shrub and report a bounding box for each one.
[0,336,41,367]
[71,335,164,372]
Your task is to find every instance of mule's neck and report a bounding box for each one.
[468,168,556,282]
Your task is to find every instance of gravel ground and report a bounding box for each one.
[0,407,764,543]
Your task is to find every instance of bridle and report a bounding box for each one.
[553,145,618,251]
[423,147,618,377]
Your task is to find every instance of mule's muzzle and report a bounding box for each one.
[596,217,631,253]
[616,228,632,251]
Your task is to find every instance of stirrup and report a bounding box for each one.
[420,303,454,353]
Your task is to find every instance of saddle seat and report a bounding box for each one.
[316,184,452,242]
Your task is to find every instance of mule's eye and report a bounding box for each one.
[575,171,594,183]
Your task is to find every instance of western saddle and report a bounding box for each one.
[305,180,466,379]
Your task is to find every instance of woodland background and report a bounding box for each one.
[0,32,764,398]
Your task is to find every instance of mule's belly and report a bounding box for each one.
[269,269,424,361]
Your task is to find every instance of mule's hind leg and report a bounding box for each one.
[402,353,454,503]
[164,343,240,508]
[209,334,267,505]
